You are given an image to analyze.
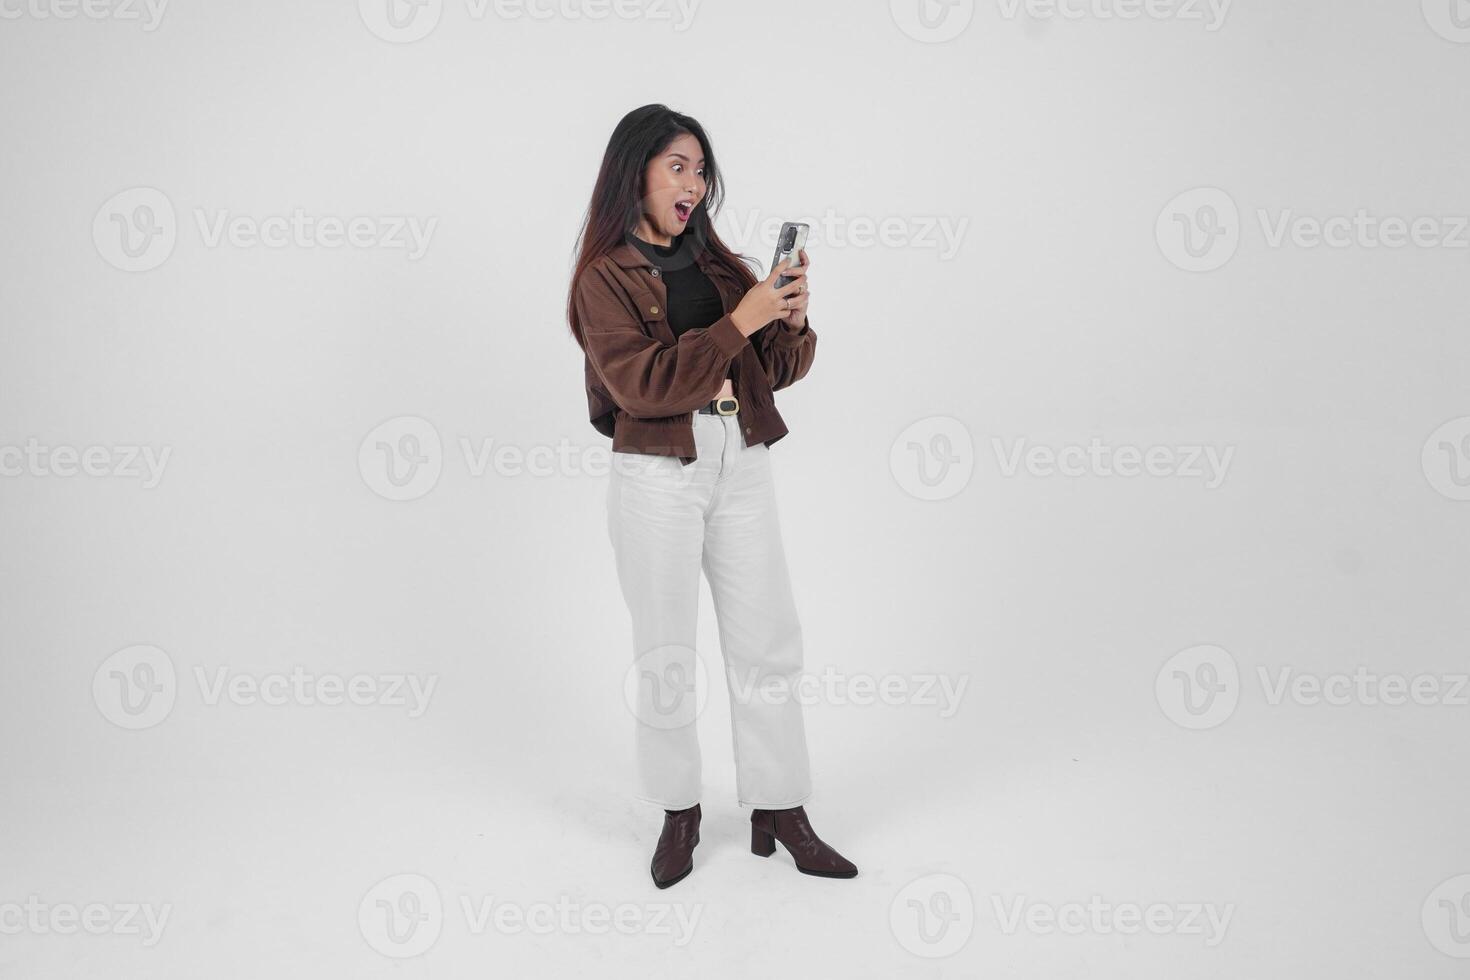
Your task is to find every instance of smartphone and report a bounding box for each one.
[771,222,809,288]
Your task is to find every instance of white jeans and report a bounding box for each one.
[606,412,812,810]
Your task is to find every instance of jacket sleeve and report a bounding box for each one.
[573,264,750,418]
[751,317,817,392]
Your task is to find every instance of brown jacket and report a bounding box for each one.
[571,239,817,464]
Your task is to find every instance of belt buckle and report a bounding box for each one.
[714,396,739,416]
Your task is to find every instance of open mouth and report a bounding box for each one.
[674,200,694,223]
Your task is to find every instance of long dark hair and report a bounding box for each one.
[566,104,757,347]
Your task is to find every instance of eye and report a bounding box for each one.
[671,163,683,173]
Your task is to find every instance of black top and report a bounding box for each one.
[628,231,726,341]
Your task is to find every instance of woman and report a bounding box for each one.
[567,104,857,888]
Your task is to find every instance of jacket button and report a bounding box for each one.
[650,305,659,315]
[745,427,752,434]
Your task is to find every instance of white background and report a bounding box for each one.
[3,0,1470,976]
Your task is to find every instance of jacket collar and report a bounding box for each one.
[607,240,650,270]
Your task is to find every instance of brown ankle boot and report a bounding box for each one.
[650,803,701,888]
[750,805,857,878]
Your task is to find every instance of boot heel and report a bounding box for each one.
[751,826,776,857]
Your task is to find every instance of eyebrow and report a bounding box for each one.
[667,153,706,163]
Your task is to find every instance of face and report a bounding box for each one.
[637,132,707,244]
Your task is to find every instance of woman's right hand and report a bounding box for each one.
[731,257,807,337]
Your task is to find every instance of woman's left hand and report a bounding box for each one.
[778,248,810,328]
